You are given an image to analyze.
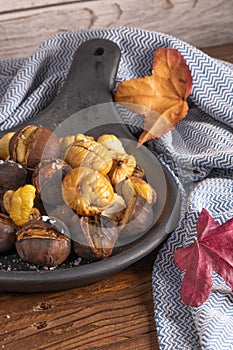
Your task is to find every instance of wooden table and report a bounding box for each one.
[0,44,232,350]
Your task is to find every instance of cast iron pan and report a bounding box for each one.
[0,39,181,292]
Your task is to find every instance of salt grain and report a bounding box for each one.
[42,216,50,222]
[74,257,82,266]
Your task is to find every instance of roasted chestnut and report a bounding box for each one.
[129,177,157,205]
[102,193,126,225]
[59,133,94,156]
[116,177,156,206]
[64,139,113,175]
[71,215,118,261]
[9,125,61,170]
[108,154,136,187]
[0,213,17,253]
[15,216,71,267]
[62,166,114,216]
[118,195,154,237]
[32,159,71,207]
[0,160,27,194]
[116,178,155,237]
[97,134,126,158]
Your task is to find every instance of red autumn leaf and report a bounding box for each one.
[174,208,233,307]
[114,48,192,145]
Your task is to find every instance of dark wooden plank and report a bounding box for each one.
[202,43,233,63]
[0,253,159,350]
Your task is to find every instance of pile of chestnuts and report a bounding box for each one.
[0,125,156,267]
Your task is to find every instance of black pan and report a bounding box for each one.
[0,39,181,292]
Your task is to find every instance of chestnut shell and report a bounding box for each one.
[71,215,119,261]
[15,217,71,267]
[119,196,154,237]
[0,160,27,194]
[32,159,71,207]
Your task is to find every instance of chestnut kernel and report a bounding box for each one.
[62,166,114,216]
[64,139,113,175]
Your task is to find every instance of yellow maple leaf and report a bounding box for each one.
[114,48,192,145]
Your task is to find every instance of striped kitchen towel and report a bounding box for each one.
[0,27,232,349]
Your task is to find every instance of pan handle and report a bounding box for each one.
[0,39,121,134]
[30,39,121,130]
[59,38,121,111]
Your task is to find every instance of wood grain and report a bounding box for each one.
[202,44,233,64]
[0,0,232,59]
[0,252,159,350]
[1,0,86,12]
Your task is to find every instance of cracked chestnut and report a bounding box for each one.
[116,178,155,237]
[9,125,61,170]
[64,139,113,175]
[62,166,114,216]
[71,215,118,261]
[108,153,136,187]
[118,195,154,237]
[15,216,71,267]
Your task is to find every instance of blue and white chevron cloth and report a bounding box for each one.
[0,27,232,349]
